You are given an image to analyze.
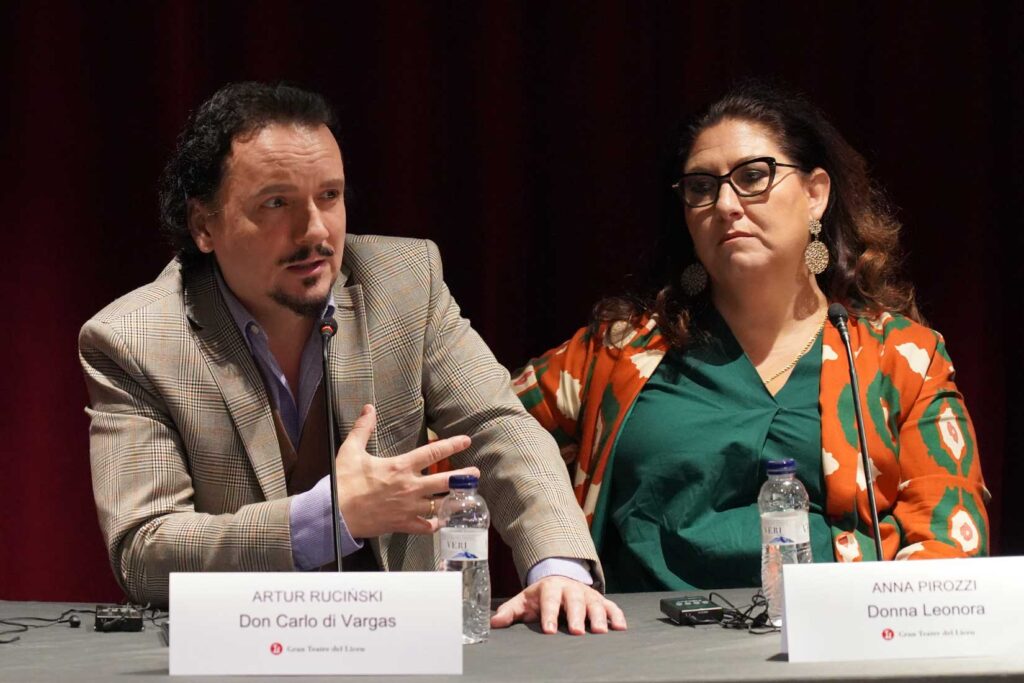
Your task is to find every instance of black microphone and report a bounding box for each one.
[827,303,884,561]
[319,317,343,572]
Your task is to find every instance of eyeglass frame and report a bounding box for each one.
[672,156,805,208]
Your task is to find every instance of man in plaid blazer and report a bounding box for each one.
[79,82,625,634]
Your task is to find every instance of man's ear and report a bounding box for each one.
[806,167,831,220]
[187,199,216,253]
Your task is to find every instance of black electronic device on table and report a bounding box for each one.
[94,605,144,632]
[660,596,725,625]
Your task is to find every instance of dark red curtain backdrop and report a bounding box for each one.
[2,2,1022,602]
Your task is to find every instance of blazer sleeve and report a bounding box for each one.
[890,330,990,559]
[416,241,601,586]
[79,319,293,608]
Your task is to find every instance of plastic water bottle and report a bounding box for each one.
[758,458,813,627]
[438,474,490,645]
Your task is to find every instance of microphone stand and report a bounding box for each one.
[319,318,343,572]
[827,304,884,561]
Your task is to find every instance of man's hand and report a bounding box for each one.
[491,576,627,635]
[336,404,475,538]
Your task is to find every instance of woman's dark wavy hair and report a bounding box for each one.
[592,80,921,349]
[157,81,339,269]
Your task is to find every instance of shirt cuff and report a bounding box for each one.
[526,557,594,587]
[289,476,363,570]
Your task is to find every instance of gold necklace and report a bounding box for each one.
[760,315,827,385]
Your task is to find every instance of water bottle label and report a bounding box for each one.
[439,528,488,561]
[761,512,810,545]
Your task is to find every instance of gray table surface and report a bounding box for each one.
[3,590,1023,682]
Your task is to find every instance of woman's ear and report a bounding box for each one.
[805,167,831,220]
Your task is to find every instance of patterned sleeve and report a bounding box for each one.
[79,319,294,607]
[891,330,990,559]
[511,326,593,465]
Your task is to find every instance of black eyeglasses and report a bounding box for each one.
[673,157,803,208]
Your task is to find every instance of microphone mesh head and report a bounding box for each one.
[827,303,849,326]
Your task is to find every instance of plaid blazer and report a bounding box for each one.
[80,235,598,606]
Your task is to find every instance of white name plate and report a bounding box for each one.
[169,572,461,676]
[782,556,1024,663]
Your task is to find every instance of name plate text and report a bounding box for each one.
[169,572,461,676]
[782,556,1024,663]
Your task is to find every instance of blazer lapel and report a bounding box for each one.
[329,281,378,456]
[184,263,287,501]
[330,269,389,569]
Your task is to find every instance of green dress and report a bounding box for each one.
[598,312,834,592]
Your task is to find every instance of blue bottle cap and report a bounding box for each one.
[448,474,479,489]
[765,458,797,475]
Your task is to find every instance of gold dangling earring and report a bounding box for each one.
[805,218,829,275]
[679,262,708,296]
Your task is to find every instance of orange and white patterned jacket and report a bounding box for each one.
[513,312,989,561]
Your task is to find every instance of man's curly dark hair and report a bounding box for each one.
[157,82,338,268]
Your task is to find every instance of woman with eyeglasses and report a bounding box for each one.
[512,82,989,592]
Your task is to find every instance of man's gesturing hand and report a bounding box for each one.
[336,404,475,539]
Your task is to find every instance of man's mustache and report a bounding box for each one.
[279,244,335,266]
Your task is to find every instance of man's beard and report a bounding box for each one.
[271,244,335,319]
[270,283,329,319]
